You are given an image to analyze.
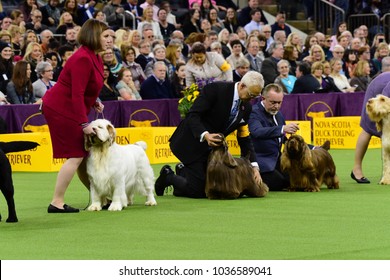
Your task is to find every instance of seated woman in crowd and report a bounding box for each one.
[330,21,347,51]
[144,44,174,80]
[299,34,317,61]
[6,61,36,104]
[20,30,39,57]
[121,45,146,91]
[102,48,122,78]
[137,6,163,40]
[350,60,372,92]
[165,42,183,70]
[32,61,55,101]
[223,7,239,34]
[371,42,390,74]
[274,59,296,94]
[128,30,141,56]
[329,58,356,92]
[285,32,303,57]
[303,44,325,64]
[55,11,75,35]
[283,45,299,75]
[185,42,232,86]
[343,49,359,79]
[116,67,142,100]
[23,42,43,83]
[170,62,187,98]
[99,64,122,101]
[321,60,341,93]
[226,39,245,69]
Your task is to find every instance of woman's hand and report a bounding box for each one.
[94,101,104,113]
[82,124,95,135]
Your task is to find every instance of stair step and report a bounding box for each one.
[259,4,278,15]
[287,20,316,33]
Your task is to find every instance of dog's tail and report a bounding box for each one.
[0,141,39,154]
[321,140,331,151]
[134,141,147,151]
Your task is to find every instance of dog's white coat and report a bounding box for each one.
[85,119,157,211]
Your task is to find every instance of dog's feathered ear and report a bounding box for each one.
[300,145,314,170]
[84,134,92,151]
[220,137,238,168]
[376,120,383,132]
[107,123,116,145]
[280,147,291,171]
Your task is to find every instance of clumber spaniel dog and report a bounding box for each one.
[280,135,339,192]
[84,119,157,211]
[366,94,390,184]
[205,134,269,199]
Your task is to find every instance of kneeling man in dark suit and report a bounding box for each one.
[155,71,264,198]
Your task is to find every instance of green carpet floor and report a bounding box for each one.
[1,148,389,260]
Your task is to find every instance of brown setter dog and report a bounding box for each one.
[205,135,269,199]
[280,134,339,192]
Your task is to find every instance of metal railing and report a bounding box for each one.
[347,13,381,39]
[314,0,345,35]
[122,10,136,29]
[382,13,390,42]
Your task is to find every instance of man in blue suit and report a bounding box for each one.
[248,83,299,191]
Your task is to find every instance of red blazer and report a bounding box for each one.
[42,46,104,125]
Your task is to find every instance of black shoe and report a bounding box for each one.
[48,204,80,213]
[175,163,185,176]
[155,165,174,196]
[350,171,370,184]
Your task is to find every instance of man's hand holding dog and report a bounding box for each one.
[205,133,223,147]
[253,167,263,185]
[283,123,300,134]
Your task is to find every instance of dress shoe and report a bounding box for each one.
[350,171,370,184]
[175,163,185,176]
[155,165,174,196]
[48,204,80,213]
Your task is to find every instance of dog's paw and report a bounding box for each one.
[379,178,390,185]
[88,203,102,211]
[108,202,123,211]
[145,199,157,206]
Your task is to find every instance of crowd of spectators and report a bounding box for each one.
[0,0,390,105]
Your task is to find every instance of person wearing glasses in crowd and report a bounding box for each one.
[137,6,162,40]
[32,61,56,101]
[154,71,264,198]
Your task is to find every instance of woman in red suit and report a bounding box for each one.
[42,19,112,213]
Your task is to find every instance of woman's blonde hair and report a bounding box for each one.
[353,60,369,77]
[23,42,42,62]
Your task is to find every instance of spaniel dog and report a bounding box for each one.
[205,134,269,199]
[0,141,39,222]
[280,135,339,192]
[366,94,390,184]
[84,119,157,211]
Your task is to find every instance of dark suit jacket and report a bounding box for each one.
[139,76,173,99]
[261,57,279,86]
[245,53,262,73]
[248,103,286,173]
[169,82,256,165]
[232,70,242,82]
[291,74,321,94]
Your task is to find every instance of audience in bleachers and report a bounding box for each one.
[0,0,389,106]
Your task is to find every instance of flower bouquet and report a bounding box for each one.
[178,77,215,119]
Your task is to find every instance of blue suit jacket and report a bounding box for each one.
[248,102,286,173]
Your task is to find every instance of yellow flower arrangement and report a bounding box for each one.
[178,83,200,119]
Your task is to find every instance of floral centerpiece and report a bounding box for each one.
[178,77,215,119]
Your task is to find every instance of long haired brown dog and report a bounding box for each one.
[205,135,269,199]
[280,134,339,192]
[366,94,390,184]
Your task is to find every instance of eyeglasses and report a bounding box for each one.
[263,31,271,33]
[247,88,257,98]
[43,69,54,72]
[334,51,344,54]
[326,40,332,42]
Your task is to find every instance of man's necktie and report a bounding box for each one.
[228,100,240,125]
